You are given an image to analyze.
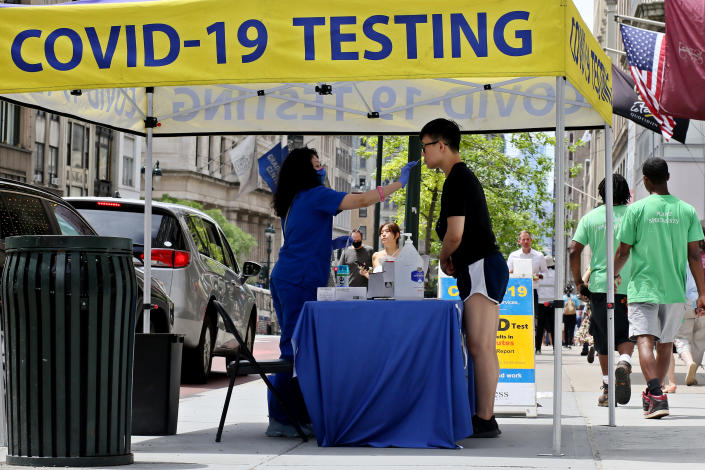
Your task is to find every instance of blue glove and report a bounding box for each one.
[399,161,419,188]
[332,235,354,250]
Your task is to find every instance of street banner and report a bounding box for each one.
[662,0,705,120]
[0,0,612,125]
[612,64,689,144]
[227,135,257,196]
[258,142,286,192]
[438,271,535,409]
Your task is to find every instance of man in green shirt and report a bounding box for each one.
[570,174,634,408]
[615,158,705,419]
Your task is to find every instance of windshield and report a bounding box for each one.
[77,208,186,250]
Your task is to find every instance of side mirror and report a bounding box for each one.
[240,261,261,283]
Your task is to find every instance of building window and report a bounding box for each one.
[122,135,135,187]
[360,156,367,169]
[33,142,45,184]
[95,126,112,181]
[359,207,367,218]
[359,225,367,240]
[67,122,87,168]
[48,145,59,186]
[0,101,20,146]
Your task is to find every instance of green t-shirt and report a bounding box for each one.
[618,194,704,304]
[573,204,631,295]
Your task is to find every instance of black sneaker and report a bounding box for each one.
[470,414,501,438]
[587,346,595,363]
[644,392,669,419]
[615,361,632,405]
[641,389,650,413]
[580,343,589,356]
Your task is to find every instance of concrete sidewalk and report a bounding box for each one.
[2,344,705,469]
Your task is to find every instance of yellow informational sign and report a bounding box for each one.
[497,314,534,370]
[2,0,589,104]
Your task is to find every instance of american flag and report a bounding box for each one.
[620,23,676,141]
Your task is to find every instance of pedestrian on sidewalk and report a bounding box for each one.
[562,284,579,349]
[421,118,509,438]
[570,174,635,408]
[614,158,705,419]
[673,226,705,386]
[507,231,549,353]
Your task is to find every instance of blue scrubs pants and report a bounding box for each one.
[267,277,317,424]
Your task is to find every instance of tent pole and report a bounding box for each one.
[374,136,383,252]
[405,136,422,248]
[552,76,566,456]
[142,87,155,334]
[604,125,616,425]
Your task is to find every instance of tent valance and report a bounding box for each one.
[1,0,611,126]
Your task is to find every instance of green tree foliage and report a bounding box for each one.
[158,194,256,260]
[359,133,554,257]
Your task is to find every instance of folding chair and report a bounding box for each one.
[212,300,308,442]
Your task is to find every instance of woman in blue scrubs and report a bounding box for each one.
[266,147,417,437]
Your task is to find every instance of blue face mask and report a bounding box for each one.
[316,167,326,184]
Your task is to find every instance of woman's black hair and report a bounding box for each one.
[272,147,321,217]
[598,174,631,206]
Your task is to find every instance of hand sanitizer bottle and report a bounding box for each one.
[393,234,425,299]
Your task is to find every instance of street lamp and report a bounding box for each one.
[141,160,163,185]
[264,223,276,289]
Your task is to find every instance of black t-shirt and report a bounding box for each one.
[435,162,499,268]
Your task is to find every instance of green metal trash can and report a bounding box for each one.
[1,236,137,467]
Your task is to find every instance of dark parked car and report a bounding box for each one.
[0,178,173,332]
[67,197,261,383]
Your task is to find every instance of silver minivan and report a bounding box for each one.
[67,197,260,383]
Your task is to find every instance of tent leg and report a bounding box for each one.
[373,136,383,253]
[604,125,616,426]
[552,76,566,457]
[142,87,155,334]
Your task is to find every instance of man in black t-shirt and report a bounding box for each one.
[421,118,509,438]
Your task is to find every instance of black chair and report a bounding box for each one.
[212,300,308,442]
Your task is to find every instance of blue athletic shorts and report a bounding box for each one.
[455,252,510,304]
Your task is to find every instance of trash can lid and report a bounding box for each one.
[5,235,133,254]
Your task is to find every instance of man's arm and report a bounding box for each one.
[439,216,464,275]
[536,254,547,279]
[614,242,632,277]
[569,240,585,288]
[687,240,705,316]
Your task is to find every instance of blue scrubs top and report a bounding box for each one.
[271,185,347,288]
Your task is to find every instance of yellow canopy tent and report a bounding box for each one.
[0,0,619,452]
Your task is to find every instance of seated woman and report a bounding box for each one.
[360,222,401,278]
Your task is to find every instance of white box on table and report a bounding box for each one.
[316,287,367,301]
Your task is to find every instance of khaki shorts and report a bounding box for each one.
[628,302,687,343]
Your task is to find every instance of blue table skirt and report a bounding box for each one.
[292,299,474,448]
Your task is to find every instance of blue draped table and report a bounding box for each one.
[292,299,474,448]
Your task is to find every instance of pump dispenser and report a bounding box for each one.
[393,234,425,299]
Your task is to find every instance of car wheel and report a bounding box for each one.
[184,320,213,384]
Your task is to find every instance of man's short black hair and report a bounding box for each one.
[598,174,631,206]
[642,157,669,184]
[419,118,461,152]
